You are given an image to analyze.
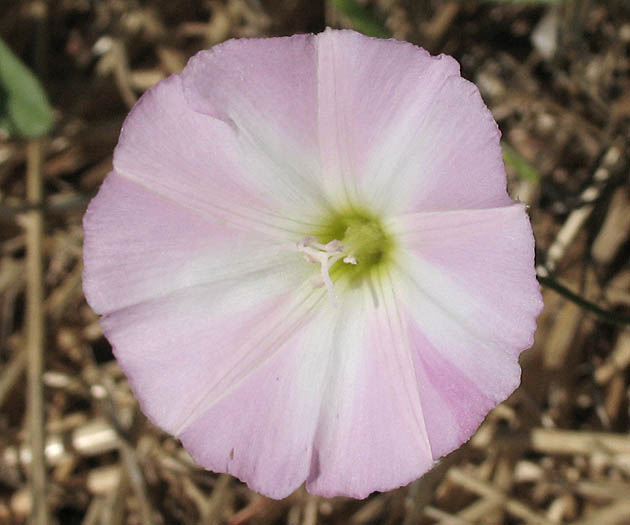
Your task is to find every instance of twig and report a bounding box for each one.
[486,454,514,524]
[0,346,26,408]
[204,475,232,523]
[539,142,622,275]
[111,40,138,109]
[473,427,630,456]
[349,495,385,523]
[101,466,129,525]
[119,441,154,525]
[0,259,23,349]
[594,331,630,385]
[457,496,505,523]
[448,468,555,524]
[25,138,48,524]
[182,477,213,522]
[573,499,630,525]
[572,480,630,501]
[0,192,95,220]
[92,367,155,525]
[402,447,469,525]
[422,1,460,48]
[228,497,284,525]
[82,496,107,525]
[302,494,318,525]
[424,505,471,525]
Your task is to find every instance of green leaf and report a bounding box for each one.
[329,0,390,38]
[502,142,540,184]
[0,38,53,138]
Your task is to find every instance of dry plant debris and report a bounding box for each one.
[1,0,629,523]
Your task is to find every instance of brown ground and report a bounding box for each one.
[1,0,629,523]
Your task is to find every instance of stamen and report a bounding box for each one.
[297,237,357,306]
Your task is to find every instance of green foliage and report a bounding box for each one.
[329,0,390,38]
[0,38,53,138]
[502,142,540,184]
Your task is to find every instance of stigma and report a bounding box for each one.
[297,237,356,306]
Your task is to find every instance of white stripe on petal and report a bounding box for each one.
[392,260,523,405]
[114,74,326,238]
[182,35,328,223]
[100,267,326,436]
[83,172,306,316]
[314,29,509,216]
[172,281,329,435]
[307,276,433,498]
[180,294,341,498]
[386,203,542,354]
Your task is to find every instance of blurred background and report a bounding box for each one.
[1,0,629,523]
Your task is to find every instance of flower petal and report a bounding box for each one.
[83,171,300,315]
[113,73,317,235]
[307,280,433,499]
[100,275,324,437]
[385,204,542,457]
[387,203,543,354]
[409,321,497,458]
[176,279,435,500]
[315,29,510,213]
[404,297,522,458]
[179,304,337,499]
[182,35,326,220]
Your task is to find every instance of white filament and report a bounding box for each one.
[297,237,356,307]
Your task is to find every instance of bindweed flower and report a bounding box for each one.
[83,28,543,499]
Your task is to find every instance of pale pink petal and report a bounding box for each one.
[83,172,302,315]
[409,321,496,458]
[181,282,436,499]
[316,29,511,213]
[100,278,324,437]
[307,283,433,499]
[114,73,320,235]
[182,35,326,219]
[381,205,541,458]
[403,299,522,458]
[180,305,337,499]
[387,203,543,355]
[392,77,511,213]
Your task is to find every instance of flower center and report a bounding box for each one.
[340,218,388,269]
[298,209,394,304]
[297,237,356,306]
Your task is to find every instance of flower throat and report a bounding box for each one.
[298,210,393,304]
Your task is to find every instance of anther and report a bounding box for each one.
[297,237,357,306]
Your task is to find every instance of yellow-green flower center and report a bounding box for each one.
[314,209,394,284]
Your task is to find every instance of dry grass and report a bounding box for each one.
[1,0,629,523]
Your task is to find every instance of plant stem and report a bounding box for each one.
[25,138,49,525]
[537,273,630,326]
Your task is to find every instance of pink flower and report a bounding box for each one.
[83,28,543,499]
